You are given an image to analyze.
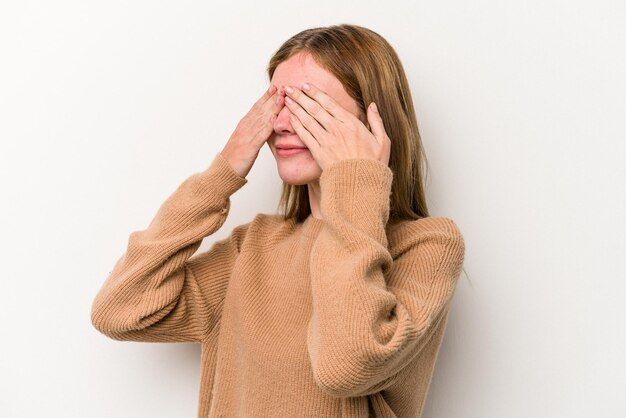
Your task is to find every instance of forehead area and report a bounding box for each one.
[271,52,345,97]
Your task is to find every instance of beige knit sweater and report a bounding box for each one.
[91,152,465,418]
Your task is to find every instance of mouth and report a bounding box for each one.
[276,147,309,157]
[276,145,308,150]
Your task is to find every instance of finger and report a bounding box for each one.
[367,102,387,143]
[285,85,336,132]
[266,87,284,113]
[257,87,284,125]
[284,94,327,141]
[298,82,354,124]
[289,113,320,152]
[256,89,284,144]
[255,104,281,144]
[254,84,278,108]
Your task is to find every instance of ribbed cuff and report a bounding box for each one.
[319,158,393,233]
[193,152,249,198]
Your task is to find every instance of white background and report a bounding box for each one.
[1,1,624,417]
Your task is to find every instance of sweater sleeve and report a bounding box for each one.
[306,158,465,398]
[90,152,249,344]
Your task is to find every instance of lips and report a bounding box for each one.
[277,145,307,150]
[276,147,309,157]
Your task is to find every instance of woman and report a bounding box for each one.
[91,24,466,418]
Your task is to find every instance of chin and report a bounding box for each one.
[274,158,321,185]
[278,167,321,186]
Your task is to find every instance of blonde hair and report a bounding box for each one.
[267,23,430,224]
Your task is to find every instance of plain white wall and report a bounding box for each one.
[1,1,624,417]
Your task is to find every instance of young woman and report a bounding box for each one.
[91,23,466,418]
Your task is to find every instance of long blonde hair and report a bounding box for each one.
[267,24,430,224]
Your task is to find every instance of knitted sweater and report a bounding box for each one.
[90,152,466,418]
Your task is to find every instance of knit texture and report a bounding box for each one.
[91,152,466,418]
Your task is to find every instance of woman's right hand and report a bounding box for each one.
[220,84,285,179]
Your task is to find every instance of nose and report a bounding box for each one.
[273,103,296,135]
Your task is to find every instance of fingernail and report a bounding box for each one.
[371,102,378,113]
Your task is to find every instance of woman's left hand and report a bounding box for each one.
[283,82,391,171]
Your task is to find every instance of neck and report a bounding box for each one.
[307,179,322,220]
